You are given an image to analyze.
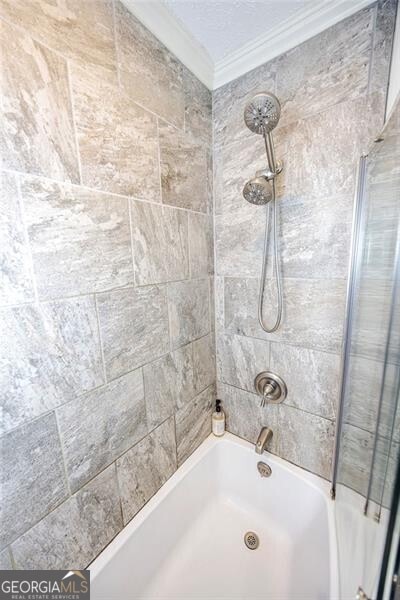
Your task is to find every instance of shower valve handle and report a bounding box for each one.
[255,372,287,406]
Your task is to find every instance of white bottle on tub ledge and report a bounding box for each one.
[212,399,225,437]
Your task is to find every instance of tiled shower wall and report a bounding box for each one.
[0,1,214,569]
[214,0,397,480]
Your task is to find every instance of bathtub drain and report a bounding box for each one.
[244,531,259,550]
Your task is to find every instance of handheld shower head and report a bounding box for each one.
[243,176,273,205]
[244,92,281,134]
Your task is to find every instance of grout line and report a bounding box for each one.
[65,59,83,185]
[219,330,347,360]
[173,413,179,467]
[367,3,378,96]
[5,367,325,555]
[8,546,16,570]
[127,198,137,287]
[5,491,75,553]
[94,294,108,384]
[111,0,121,89]
[54,410,72,497]
[0,12,182,133]
[165,283,173,352]
[2,168,209,217]
[187,210,192,278]
[0,14,77,66]
[218,379,337,423]
[0,274,213,306]
[140,367,150,432]
[156,117,163,204]
[211,93,218,376]
[8,411,180,554]
[113,461,125,528]
[15,175,40,306]
[151,109,184,134]
[0,331,216,441]
[191,338,197,393]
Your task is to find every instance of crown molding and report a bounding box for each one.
[121,0,214,89]
[122,0,376,91]
[213,0,376,88]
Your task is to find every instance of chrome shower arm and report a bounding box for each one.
[262,129,277,173]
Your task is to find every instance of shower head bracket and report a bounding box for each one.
[256,160,283,181]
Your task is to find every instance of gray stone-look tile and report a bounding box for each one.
[215,204,266,278]
[144,345,194,429]
[207,147,213,215]
[344,356,399,441]
[116,3,184,128]
[0,298,103,435]
[369,0,397,94]
[224,277,346,353]
[193,333,216,394]
[386,95,400,135]
[279,193,352,279]
[58,369,147,492]
[159,123,208,213]
[285,94,385,201]
[217,334,269,393]
[363,197,400,280]
[276,404,335,479]
[189,213,213,278]
[368,132,400,184]
[183,66,212,143]
[0,0,118,83]
[352,278,400,364]
[276,6,374,125]
[362,150,400,281]
[215,276,225,334]
[0,172,34,305]
[209,276,216,333]
[218,383,334,478]
[97,285,169,380]
[217,383,278,453]
[168,279,210,348]
[71,67,160,200]
[176,385,214,465]
[0,19,78,182]
[0,548,12,569]
[117,418,177,524]
[338,424,398,506]
[213,62,276,149]
[0,413,68,549]
[213,133,270,217]
[270,343,340,420]
[131,201,188,285]
[11,465,122,569]
[338,424,371,498]
[21,176,133,299]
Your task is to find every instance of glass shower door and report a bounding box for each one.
[332,95,400,599]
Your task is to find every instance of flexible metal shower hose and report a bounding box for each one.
[258,178,283,333]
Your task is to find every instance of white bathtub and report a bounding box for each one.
[90,432,339,599]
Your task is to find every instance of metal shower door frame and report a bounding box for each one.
[330,153,368,498]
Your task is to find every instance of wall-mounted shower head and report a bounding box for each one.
[244,92,281,135]
[243,176,273,205]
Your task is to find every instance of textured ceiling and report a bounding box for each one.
[163,0,312,62]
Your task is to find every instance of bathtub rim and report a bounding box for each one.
[89,431,339,598]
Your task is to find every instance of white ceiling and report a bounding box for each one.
[125,0,375,89]
[163,0,311,63]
